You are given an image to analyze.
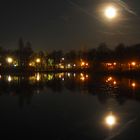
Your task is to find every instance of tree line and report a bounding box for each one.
[1,38,140,70]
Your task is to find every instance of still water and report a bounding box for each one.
[0,73,140,139]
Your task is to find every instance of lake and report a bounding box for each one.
[0,73,140,140]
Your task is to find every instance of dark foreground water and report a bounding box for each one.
[0,73,140,139]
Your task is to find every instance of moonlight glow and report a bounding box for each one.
[105,115,116,126]
[104,6,117,19]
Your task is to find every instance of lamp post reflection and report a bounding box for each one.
[36,73,41,81]
[80,73,89,82]
[7,75,12,82]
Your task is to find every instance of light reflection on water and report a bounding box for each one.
[0,73,140,139]
[104,112,117,128]
[0,73,140,104]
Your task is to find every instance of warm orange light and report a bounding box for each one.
[59,64,64,69]
[36,58,41,63]
[107,63,112,66]
[131,62,136,66]
[108,77,112,81]
[132,82,136,87]
[36,73,40,81]
[81,62,85,66]
[113,62,117,66]
[7,57,13,64]
[80,76,85,81]
[113,81,117,85]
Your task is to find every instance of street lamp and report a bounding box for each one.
[131,62,136,66]
[36,58,41,71]
[131,82,136,88]
[7,57,13,64]
[81,61,85,66]
[36,58,41,63]
[129,61,136,71]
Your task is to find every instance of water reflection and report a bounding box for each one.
[36,73,41,81]
[104,112,117,128]
[0,73,140,108]
[7,75,12,82]
[0,73,140,139]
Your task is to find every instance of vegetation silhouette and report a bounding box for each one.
[1,39,140,74]
[0,74,140,108]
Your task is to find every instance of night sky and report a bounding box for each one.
[0,0,140,51]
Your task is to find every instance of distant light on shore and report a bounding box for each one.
[7,57,13,64]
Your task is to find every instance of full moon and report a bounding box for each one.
[104,6,117,19]
[105,115,116,126]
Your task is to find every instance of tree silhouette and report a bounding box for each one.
[15,38,33,69]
